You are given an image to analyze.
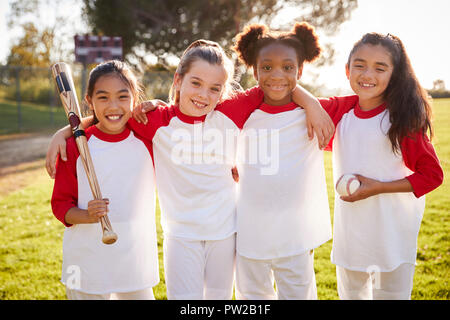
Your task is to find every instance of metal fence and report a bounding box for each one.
[0,64,172,134]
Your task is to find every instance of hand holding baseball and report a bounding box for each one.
[336,174,360,196]
[339,174,382,202]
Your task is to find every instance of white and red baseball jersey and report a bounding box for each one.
[51,126,159,294]
[128,88,264,241]
[235,102,332,259]
[319,96,443,271]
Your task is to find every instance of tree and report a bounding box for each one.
[7,22,54,67]
[432,79,445,92]
[428,79,450,99]
[7,0,88,66]
[82,0,357,70]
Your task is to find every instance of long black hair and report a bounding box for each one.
[348,33,433,153]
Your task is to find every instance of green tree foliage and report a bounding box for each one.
[433,79,446,92]
[6,0,87,66]
[83,0,357,68]
[8,0,39,24]
[429,79,450,99]
[7,22,54,67]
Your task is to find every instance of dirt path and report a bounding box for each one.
[0,133,53,198]
[0,133,52,169]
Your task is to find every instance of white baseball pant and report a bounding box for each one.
[336,263,415,300]
[163,233,236,300]
[235,250,317,300]
[65,287,155,300]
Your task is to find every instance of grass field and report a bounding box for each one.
[0,99,71,135]
[0,99,448,300]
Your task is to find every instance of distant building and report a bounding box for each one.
[74,35,123,65]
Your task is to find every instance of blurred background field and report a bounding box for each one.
[0,99,448,300]
[0,0,449,300]
[0,65,172,136]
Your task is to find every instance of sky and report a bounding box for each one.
[1,0,449,93]
[288,0,450,94]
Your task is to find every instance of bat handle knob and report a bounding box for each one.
[102,231,118,245]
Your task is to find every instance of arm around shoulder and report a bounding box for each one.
[46,115,94,178]
[291,84,335,149]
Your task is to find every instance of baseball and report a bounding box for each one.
[336,174,361,196]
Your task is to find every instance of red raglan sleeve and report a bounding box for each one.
[127,106,172,141]
[319,95,359,151]
[51,137,79,227]
[319,95,359,126]
[215,86,265,129]
[401,132,444,198]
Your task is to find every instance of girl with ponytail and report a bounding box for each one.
[232,22,334,300]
